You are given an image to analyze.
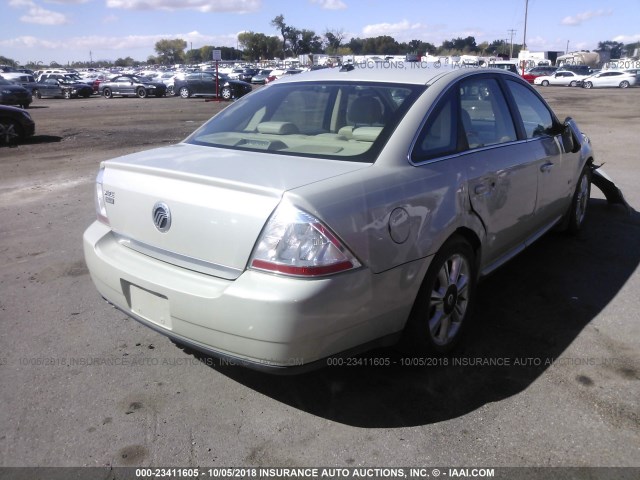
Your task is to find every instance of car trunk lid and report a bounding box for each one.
[100,143,370,279]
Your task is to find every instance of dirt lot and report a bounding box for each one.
[0,87,639,469]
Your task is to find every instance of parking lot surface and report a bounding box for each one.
[0,88,639,468]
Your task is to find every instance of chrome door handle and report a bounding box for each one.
[540,163,554,172]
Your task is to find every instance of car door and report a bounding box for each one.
[45,78,63,97]
[201,73,216,95]
[186,73,203,94]
[552,72,569,85]
[504,79,575,225]
[460,76,542,269]
[413,75,539,271]
[120,76,135,95]
[603,72,622,87]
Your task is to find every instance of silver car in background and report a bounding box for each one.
[84,65,595,372]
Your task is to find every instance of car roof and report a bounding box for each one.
[273,62,521,86]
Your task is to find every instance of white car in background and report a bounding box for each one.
[582,71,638,89]
[534,71,588,87]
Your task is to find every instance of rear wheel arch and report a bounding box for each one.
[452,227,482,270]
[401,233,479,354]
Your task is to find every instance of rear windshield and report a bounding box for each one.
[186,81,425,162]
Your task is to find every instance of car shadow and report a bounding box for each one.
[187,199,639,427]
[25,135,63,144]
[2,135,62,148]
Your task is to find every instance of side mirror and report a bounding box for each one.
[561,118,581,154]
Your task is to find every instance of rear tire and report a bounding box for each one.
[402,235,477,355]
[619,81,630,89]
[569,81,577,87]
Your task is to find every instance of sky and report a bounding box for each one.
[1,0,639,65]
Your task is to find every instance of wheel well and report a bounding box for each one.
[452,227,482,269]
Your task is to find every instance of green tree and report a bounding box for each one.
[185,48,202,64]
[271,14,288,57]
[597,40,624,59]
[238,32,282,61]
[0,55,17,67]
[347,37,364,55]
[154,38,187,65]
[114,56,135,67]
[291,29,322,55]
[324,29,346,54]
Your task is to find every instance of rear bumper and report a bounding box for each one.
[83,221,427,371]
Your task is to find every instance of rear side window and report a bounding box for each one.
[411,93,458,161]
[505,80,554,138]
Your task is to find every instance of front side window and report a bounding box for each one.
[505,80,555,139]
[186,81,424,162]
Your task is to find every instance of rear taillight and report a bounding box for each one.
[249,203,360,277]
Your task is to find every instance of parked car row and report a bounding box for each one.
[533,69,638,89]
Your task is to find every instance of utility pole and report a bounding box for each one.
[522,0,529,51]
[508,29,517,58]
[521,0,529,74]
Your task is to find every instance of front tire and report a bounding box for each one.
[221,87,232,100]
[136,87,147,98]
[403,235,477,354]
[63,90,72,99]
[0,120,22,145]
[179,87,190,99]
[584,82,593,89]
[541,80,549,86]
[566,166,591,234]
[34,89,41,99]
[103,88,113,98]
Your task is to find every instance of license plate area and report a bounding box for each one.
[128,284,172,330]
